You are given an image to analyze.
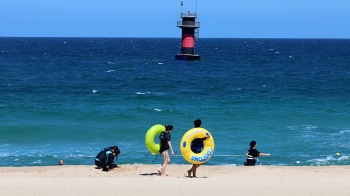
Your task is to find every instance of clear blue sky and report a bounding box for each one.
[1,0,349,38]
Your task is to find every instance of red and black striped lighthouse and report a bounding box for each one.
[175,4,200,60]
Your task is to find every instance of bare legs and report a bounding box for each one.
[187,164,201,177]
[157,150,170,177]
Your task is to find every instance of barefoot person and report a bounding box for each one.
[187,119,210,177]
[244,140,270,166]
[157,125,174,177]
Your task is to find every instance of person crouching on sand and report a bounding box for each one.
[95,147,121,172]
[187,119,211,178]
[157,125,174,177]
[244,140,270,166]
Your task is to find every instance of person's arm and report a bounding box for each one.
[196,138,207,142]
[259,153,270,156]
[196,134,211,142]
[107,154,114,169]
[113,157,121,168]
[168,140,174,156]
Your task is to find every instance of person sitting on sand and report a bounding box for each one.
[244,140,270,166]
[95,147,120,172]
[157,125,174,177]
[187,119,210,177]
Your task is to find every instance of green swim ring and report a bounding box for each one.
[145,124,165,154]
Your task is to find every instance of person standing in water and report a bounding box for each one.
[187,119,210,177]
[244,140,270,166]
[157,125,174,177]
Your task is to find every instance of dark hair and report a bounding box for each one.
[194,119,201,128]
[165,125,173,131]
[114,148,120,155]
[111,146,119,151]
[249,140,256,149]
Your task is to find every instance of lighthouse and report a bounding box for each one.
[175,1,200,60]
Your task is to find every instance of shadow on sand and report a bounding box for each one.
[139,172,159,176]
[183,175,208,178]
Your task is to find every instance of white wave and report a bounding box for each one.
[275,52,280,54]
[158,63,164,65]
[339,130,350,134]
[106,70,115,72]
[153,92,165,95]
[0,153,9,157]
[307,155,349,165]
[154,108,162,112]
[136,92,150,95]
[287,125,318,130]
[269,49,274,50]
[92,90,98,93]
[329,129,350,137]
[30,160,43,165]
[218,164,238,166]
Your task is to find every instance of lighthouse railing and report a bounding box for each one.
[177,21,200,28]
[181,13,197,17]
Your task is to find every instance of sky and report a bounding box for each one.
[1,0,349,38]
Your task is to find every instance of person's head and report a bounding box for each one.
[59,159,64,165]
[114,148,120,156]
[111,146,118,151]
[250,140,256,149]
[194,119,201,128]
[165,125,173,132]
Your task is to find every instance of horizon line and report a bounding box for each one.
[0,36,349,39]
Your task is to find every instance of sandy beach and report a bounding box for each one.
[0,164,349,196]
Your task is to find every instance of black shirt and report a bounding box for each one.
[248,149,260,157]
[191,138,207,153]
[159,132,171,149]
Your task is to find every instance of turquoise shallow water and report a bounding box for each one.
[0,37,350,166]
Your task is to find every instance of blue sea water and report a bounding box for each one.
[1,37,350,167]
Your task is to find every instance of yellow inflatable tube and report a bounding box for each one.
[180,128,215,164]
[145,124,165,154]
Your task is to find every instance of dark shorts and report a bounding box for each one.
[159,147,169,153]
[244,159,256,166]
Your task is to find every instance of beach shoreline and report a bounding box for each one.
[1,165,349,196]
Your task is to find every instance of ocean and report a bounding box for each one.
[1,37,349,167]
